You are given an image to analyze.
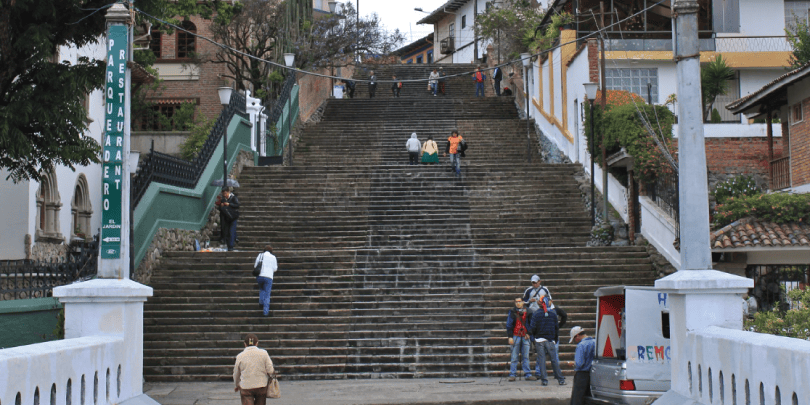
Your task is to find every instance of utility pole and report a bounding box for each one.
[599,1,608,224]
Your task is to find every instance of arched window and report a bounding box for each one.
[177,21,196,58]
[71,175,92,239]
[36,169,62,240]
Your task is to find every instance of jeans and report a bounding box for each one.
[431,83,438,95]
[535,340,565,383]
[476,82,484,97]
[510,335,532,377]
[224,219,238,250]
[494,79,501,96]
[258,277,273,316]
[449,153,461,174]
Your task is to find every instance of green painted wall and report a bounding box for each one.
[133,115,254,269]
[0,297,62,349]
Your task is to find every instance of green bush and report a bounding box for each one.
[711,175,761,206]
[711,108,722,123]
[179,112,217,161]
[746,287,810,340]
[713,192,810,227]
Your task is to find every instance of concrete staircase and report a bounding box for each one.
[351,63,495,99]
[141,65,656,381]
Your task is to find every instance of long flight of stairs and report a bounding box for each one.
[142,64,656,381]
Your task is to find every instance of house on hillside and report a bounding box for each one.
[416,0,500,63]
[526,0,798,268]
[394,33,435,64]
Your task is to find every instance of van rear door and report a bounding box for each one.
[624,288,671,388]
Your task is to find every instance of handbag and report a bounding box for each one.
[253,254,263,277]
[222,206,239,222]
[266,373,280,398]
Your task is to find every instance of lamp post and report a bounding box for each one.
[583,82,599,226]
[520,53,532,163]
[217,86,233,188]
[284,52,295,167]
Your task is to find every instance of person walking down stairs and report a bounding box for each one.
[233,333,275,405]
[406,133,421,165]
[429,68,440,96]
[421,135,439,164]
[368,71,377,98]
[443,130,466,177]
[472,66,486,97]
[254,245,278,317]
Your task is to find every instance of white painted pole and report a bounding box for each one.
[673,0,712,272]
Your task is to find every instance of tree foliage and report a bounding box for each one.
[474,0,547,61]
[295,2,404,69]
[713,192,810,228]
[208,0,286,101]
[0,0,217,182]
[786,18,810,69]
[700,54,735,122]
[746,286,810,341]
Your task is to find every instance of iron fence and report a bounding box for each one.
[131,91,248,207]
[647,171,680,239]
[266,74,298,157]
[0,237,99,301]
[747,265,809,312]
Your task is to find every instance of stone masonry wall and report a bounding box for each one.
[133,150,254,284]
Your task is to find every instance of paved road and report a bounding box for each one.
[144,378,571,405]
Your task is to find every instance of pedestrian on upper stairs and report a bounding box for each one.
[438,67,447,95]
[368,70,377,98]
[218,187,240,251]
[406,133,421,165]
[429,68,440,96]
[529,301,567,386]
[443,130,466,177]
[421,135,439,164]
[234,333,275,405]
[343,79,356,99]
[472,66,486,97]
[506,297,535,381]
[493,65,503,96]
[570,326,596,405]
[254,244,278,317]
[391,74,402,97]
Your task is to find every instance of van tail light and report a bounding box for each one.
[619,380,636,391]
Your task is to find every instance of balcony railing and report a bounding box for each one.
[591,32,789,53]
[771,156,790,190]
[647,171,680,239]
[440,36,455,54]
[714,36,791,53]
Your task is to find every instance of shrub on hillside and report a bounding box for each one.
[711,175,761,206]
[713,192,810,228]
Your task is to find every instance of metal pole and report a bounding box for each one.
[599,1,608,224]
[673,0,712,271]
[525,65,531,163]
[287,81,293,167]
[590,100,596,226]
[356,0,360,62]
[223,108,229,186]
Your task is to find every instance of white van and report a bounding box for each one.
[587,286,671,405]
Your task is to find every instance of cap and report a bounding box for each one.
[531,275,540,283]
[569,326,585,343]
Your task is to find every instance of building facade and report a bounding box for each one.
[416,0,495,64]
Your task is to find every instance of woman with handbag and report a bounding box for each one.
[234,333,277,405]
[254,245,278,317]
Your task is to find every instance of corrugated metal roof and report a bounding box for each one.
[416,0,470,25]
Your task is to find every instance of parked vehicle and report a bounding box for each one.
[587,286,671,405]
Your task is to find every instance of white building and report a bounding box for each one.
[0,42,108,261]
[416,0,496,64]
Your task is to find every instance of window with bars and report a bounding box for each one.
[150,30,162,59]
[785,0,810,29]
[136,104,184,131]
[177,21,196,59]
[605,68,659,103]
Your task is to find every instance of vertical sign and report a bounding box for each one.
[100,25,128,259]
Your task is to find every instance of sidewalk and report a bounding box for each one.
[144,377,572,405]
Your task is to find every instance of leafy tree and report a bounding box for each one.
[474,0,547,60]
[746,285,810,341]
[786,18,810,69]
[295,2,404,69]
[179,108,216,160]
[0,0,219,182]
[701,54,735,123]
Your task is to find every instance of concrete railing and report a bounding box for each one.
[0,336,125,405]
[682,326,810,405]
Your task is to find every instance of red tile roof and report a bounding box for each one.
[711,218,810,250]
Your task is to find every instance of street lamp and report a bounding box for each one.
[328,1,338,13]
[284,53,295,166]
[217,86,233,189]
[520,53,532,163]
[583,82,599,226]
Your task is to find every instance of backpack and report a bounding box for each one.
[458,139,468,153]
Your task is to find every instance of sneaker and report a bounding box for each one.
[508,376,516,382]
[541,380,549,386]
[558,380,566,386]
[525,376,537,381]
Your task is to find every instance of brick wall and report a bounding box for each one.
[672,136,783,188]
[791,97,810,187]
[152,15,229,121]
[296,65,351,123]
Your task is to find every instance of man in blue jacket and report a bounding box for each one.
[570,326,596,405]
[529,301,566,386]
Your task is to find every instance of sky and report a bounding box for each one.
[328,0,450,44]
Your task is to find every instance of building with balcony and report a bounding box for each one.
[416,0,495,64]
[394,33,435,64]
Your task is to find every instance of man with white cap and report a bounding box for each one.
[569,326,595,405]
[522,274,552,317]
